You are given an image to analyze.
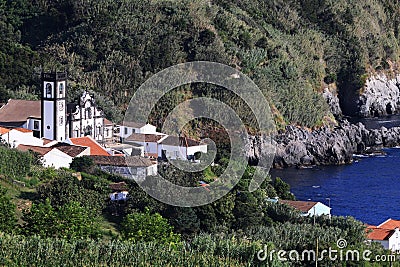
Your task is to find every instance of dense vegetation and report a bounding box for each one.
[0,146,397,266]
[2,0,400,126]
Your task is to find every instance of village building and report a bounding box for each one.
[89,155,157,181]
[17,143,89,169]
[68,136,110,156]
[158,136,208,160]
[279,200,331,217]
[0,72,110,143]
[119,122,157,140]
[366,219,400,251]
[124,133,167,158]
[0,127,43,147]
[109,182,129,202]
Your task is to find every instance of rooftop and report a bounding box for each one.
[279,200,319,213]
[125,133,166,143]
[90,155,156,167]
[160,136,203,147]
[17,144,52,156]
[378,219,400,230]
[51,143,88,157]
[109,182,128,192]
[367,228,393,241]
[69,136,110,156]
[122,121,147,128]
[0,99,41,123]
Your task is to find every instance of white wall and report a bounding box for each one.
[2,130,44,148]
[42,101,54,140]
[187,144,208,156]
[388,228,400,251]
[306,202,331,217]
[139,124,157,134]
[42,149,72,169]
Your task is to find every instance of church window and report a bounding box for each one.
[34,121,39,130]
[85,108,92,119]
[46,83,52,97]
[74,129,79,137]
[97,126,101,135]
[59,83,64,97]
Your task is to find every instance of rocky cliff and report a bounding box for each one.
[358,74,400,117]
[247,120,400,168]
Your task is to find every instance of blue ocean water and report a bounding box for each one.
[271,148,400,225]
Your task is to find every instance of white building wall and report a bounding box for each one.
[42,101,54,140]
[2,130,44,148]
[158,144,188,160]
[42,149,73,169]
[138,124,157,134]
[388,229,400,251]
[187,145,208,156]
[306,202,331,217]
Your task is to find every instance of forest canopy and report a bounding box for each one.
[1,0,400,126]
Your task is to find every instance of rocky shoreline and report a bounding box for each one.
[272,120,400,168]
[246,119,400,169]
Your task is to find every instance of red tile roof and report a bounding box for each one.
[125,133,166,143]
[0,99,41,122]
[0,127,11,135]
[104,118,113,125]
[17,144,52,156]
[70,136,110,156]
[42,138,54,145]
[367,228,393,241]
[378,219,400,230]
[14,127,32,133]
[279,200,318,213]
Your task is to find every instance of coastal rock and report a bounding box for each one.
[322,87,342,116]
[358,74,400,117]
[247,120,400,168]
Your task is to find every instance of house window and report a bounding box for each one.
[33,121,39,130]
[97,126,101,135]
[105,128,110,137]
[124,127,128,135]
[59,83,64,97]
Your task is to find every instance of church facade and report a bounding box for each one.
[0,72,107,142]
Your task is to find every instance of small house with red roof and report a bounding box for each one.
[68,136,110,156]
[279,200,331,217]
[0,126,44,147]
[367,219,400,251]
[17,143,89,169]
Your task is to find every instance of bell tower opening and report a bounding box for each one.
[41,72,67,141]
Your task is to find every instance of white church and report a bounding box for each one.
[0,72,112,142]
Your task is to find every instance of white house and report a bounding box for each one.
[0,127,44,147]
[17,143,90,169]
[367,219,400,251]
[109,182,129,201]
[124,133,167,158]
[119,122,157,139]
[157,136,208,160]
[89,155,157,182]
[279,200,331,217]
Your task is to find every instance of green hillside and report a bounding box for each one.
[2,0,400,127]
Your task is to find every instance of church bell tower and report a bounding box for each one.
[41,72,67,141]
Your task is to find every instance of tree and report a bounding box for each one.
[121,209,180,244]
[0,186,16,233]
[274,177,295,200]
[70,156,95,173]
[22,199,101,239]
